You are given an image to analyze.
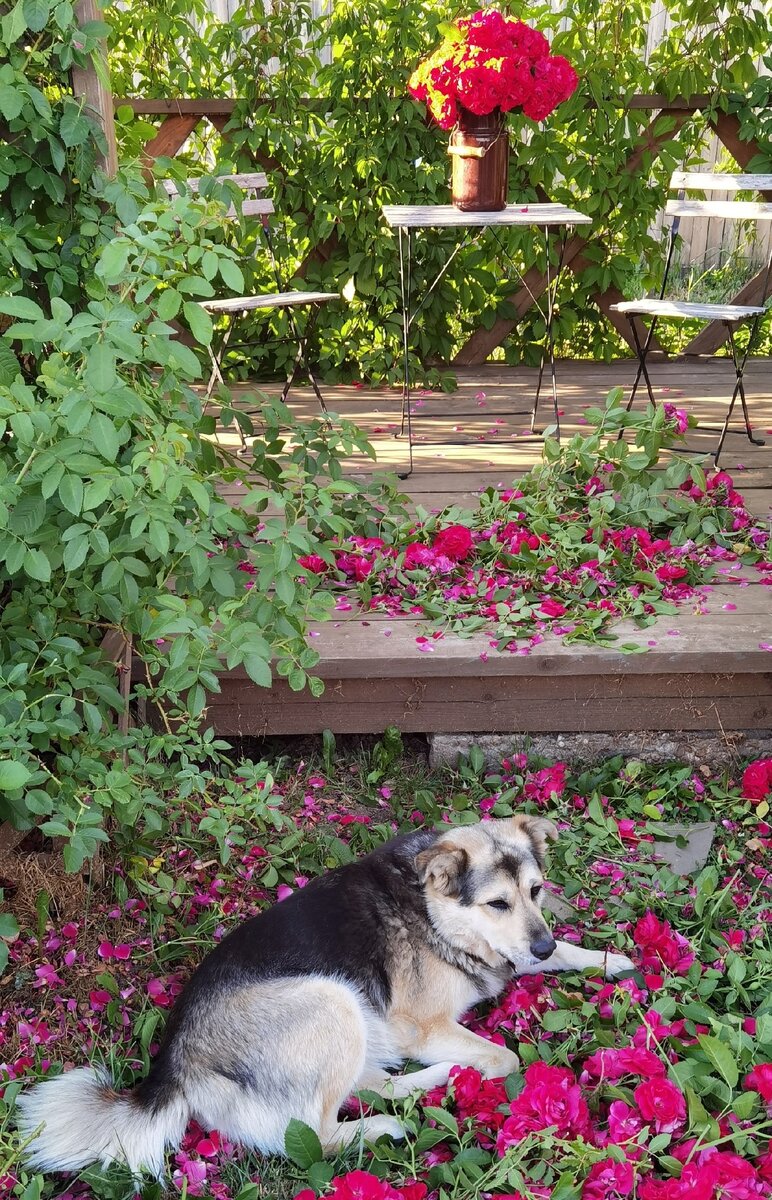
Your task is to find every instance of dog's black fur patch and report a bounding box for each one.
[136,829,440,1110]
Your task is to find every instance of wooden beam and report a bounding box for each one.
[454,111,693,365]
[71,0,118,177]
[142,114,201,163]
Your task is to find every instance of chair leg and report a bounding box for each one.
[281,305,330,423]
[714,323,766,466]
[626,316,658,411]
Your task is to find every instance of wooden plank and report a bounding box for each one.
[142,114,200,162]
[382,204,592,228]
[209,672,772,707]
[71,1,118,178]
[665,199,772,221]
[117,99,239,116]
[671,172,772,193]
[201,611,772,681]
[613,299,764,320]
[201,291,338,312]
[199,689,772,736]
[118,95,725,118]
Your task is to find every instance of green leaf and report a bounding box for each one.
[63,534,89,572]
[2,0,27,44]
[59,474,84,516]
[89,413,121,463]
[23,0,50,30]
[283,1119,324,1167]
[243,653,272,687]
[422,1106,459,1137]
[24,548,51,582]
[0,759,31,791]
[86,344,116,393]
[0,83,24,121]
[0,910,19,939]
[0,295,45,320]
[183,301,213,347]
[59,103,92,148]
[697,1034,739,1089]
[219,258,244,292]
[156,288,182,321]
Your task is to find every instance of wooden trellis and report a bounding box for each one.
[121,94,771,363]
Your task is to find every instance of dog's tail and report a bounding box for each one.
[15,1066,189,1176]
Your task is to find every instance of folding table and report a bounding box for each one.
[382,203,592,476]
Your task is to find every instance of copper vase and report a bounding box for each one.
[449,106,509,212]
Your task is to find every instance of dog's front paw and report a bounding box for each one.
[478,1046,519,1080]
[604,951,636,979]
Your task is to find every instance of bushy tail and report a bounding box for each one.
[15,1067,189,1176]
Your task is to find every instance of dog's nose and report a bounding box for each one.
[530,934,557,961]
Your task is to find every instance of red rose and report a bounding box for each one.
[745,1062,772,1102]
[497,1062,591,1152]
[539,597,567,617]
[633,1078,686,1134]
[431,524,473,561]
[741,759,772,802]
[331,1171,400,1200]
[297,554,327,574]
[633,911,695,975]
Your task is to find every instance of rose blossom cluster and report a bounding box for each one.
[408,8,578,129]
[633,911,695,975]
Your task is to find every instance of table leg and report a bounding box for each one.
[397,225,414,479]
[530,226,566,441]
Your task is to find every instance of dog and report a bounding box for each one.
[16,814,635,1175]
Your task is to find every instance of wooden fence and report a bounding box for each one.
[120,93,771,363]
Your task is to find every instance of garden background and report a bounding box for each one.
[2,1,772,1198]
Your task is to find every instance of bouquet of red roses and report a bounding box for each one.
[408,8,578,130]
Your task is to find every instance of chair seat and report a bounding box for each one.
[611,298,765,321]
[200,291,340,313]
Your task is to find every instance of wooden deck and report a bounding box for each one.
[208,359,772,736]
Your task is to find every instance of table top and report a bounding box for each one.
[382,203,592,228]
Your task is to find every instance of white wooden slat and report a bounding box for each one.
[612,298,766,320]
[165,172,269,193]
[200,291,339,312]
[671,171,772,193]
[666,199,772,221]
[382,203,592,228]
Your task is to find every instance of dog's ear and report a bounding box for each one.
[415,841,469,898]
[510,814,559,867]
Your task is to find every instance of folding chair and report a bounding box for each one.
[611,171,772,465]
[163,173,339,421]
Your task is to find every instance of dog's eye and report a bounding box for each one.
[531,884,543,901]
[486,898,510,912]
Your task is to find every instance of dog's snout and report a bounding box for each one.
[530,934,557,961]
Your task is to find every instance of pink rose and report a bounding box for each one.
[745,1062,772,1103]
[633,1078,686,1134]
[582,1157,635,1199]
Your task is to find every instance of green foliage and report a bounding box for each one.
[106,0,772,381]
[0,4,406,862]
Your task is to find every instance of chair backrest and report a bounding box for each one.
[666,172,772,222]
[162,173,274,220]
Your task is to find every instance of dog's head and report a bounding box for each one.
[414,815,558,971]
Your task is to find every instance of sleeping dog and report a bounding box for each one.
[17,814,634,1174]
